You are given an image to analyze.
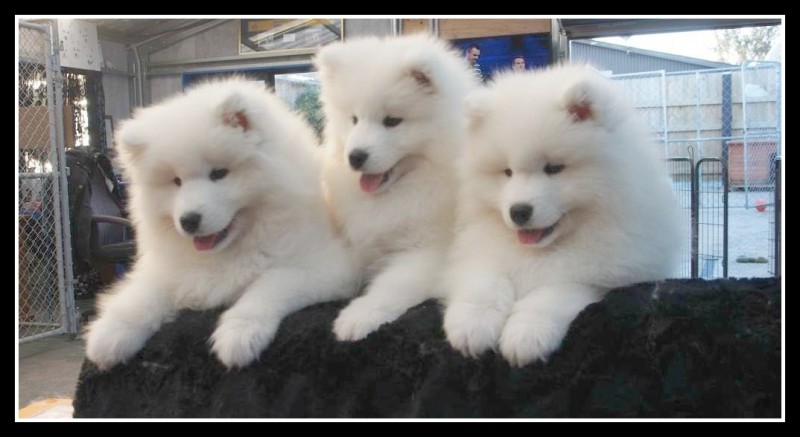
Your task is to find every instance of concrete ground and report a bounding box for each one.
[18,333,85,408]
[17,296,93,413]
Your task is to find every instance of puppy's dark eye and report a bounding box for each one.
[352,115,358,125]
[383,116,403,128]
[544,163,564,175]
[173,177,182,186]
[504,169,513,177]
[209,168,229,181]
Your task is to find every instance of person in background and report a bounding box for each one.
[464,43,484,83]
[512,54,526,72]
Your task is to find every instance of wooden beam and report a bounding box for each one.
[439,19,551,39]
[401,19,429,35]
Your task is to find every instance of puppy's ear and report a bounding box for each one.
[218,91,251,132]
[463,88,491,131]
[560,75,622,127]
[402,51,439,94]
[408,68,433,89]
[561,79,600,123]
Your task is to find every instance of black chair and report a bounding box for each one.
[66,148,135,290]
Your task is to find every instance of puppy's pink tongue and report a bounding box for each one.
[359,173,384,193]
[193,234,218,251]
[518,229,544,245]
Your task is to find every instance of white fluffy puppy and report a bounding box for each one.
[314,35,476,341]
[443,65,684,367]
[84,78,357,370]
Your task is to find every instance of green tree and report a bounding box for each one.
[294,86,325,139]
[714,26,779,64]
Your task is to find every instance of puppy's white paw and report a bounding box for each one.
[443,302,507,358]
[498,313,569,367]
[210,317,278,369]
[333,298,398,342]
[84,318,151,371]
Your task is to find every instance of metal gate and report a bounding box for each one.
[18,20,77,342]
[693,158,728,279]
[610,63,781,279]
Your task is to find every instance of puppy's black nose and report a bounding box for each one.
[180,212,202,233]
[510,204,533,226]
[349,149,369,170]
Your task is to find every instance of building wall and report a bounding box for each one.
[150,75,184,105]
[401,19,551,39]
[149,21,240,64]
[570,41,722,74]
[99,40,131,134]
[344,19,393,38]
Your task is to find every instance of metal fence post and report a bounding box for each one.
[773,157,781,277]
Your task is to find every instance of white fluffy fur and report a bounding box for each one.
[84,79,357,370]
[443,65,685,367]
[314,35,476,341]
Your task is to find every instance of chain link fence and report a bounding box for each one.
[609,63,781,279]
[18,21,77,342]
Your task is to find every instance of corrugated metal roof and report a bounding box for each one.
[84,19,216,44]
[81,18,781,45]
[570,39,734,74]
[559,18,780,39]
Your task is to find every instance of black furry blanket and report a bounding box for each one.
[73,278,781,418]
